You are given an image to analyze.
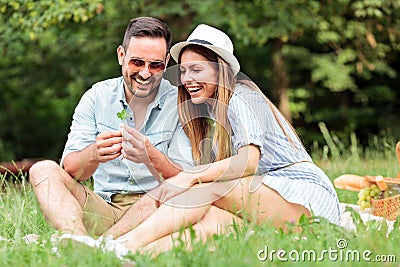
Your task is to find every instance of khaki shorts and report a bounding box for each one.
[81,185,142,236]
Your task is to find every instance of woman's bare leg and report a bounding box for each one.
[213,176,311,229]
[118,175,310,253]
[142,206,243,256]
[105,178,239,239]
[136,176,310,255]
[118,180,239,251]
[118,203,211,251]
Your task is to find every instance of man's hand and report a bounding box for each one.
[62,130,122,180]
[95,130,123,163]
[121,124,153,164]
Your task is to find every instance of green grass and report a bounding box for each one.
[1,137,399,266]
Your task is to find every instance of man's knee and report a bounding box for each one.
[29,160,60,186]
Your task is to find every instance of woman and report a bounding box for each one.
[115,24,340,254]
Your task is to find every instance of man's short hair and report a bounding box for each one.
[122,17,172,53]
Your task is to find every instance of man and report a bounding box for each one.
[29,17,193,246]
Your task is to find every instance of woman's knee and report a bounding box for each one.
[193,206,242,237]
[212,177,255,214]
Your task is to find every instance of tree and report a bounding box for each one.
[303,0,400,143]
[0,0,103,161]
[183,0,400,145]
[0,0,398,161]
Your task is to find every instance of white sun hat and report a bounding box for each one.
[170,24,240,75]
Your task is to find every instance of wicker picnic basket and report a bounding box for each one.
[365,175,400,220]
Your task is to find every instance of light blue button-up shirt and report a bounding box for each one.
[61,77,193,202]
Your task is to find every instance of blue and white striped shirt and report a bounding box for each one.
[227,83,340,225]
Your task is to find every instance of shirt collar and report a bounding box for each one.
[118,77,170,110]
[153,79,170,109]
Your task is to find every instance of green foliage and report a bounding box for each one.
[0,0,399,160]
[0,0,104,161]
[0,0,103,52]
[0,172,51,239]
[182,0,400,148]
[312,128,399,171]
[311,53,357,92]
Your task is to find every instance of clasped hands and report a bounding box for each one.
[94,124,195,204]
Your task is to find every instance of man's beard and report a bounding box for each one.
[124,72,161,98]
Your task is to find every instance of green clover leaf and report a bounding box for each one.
[117,109,128,121]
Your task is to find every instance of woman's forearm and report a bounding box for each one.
[192,145,260,184]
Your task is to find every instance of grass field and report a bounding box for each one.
[1,136,399,266]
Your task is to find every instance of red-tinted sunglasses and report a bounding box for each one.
[128,58,166,72]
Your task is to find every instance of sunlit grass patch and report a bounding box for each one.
[1,135,399,266]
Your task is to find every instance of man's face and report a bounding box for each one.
[117,37,169,102]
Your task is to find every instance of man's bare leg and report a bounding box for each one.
[29,160,88,235]
[103,193,159,238]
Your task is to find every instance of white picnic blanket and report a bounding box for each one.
[339,202,395,233]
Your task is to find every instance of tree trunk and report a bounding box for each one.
[271,39,291,122]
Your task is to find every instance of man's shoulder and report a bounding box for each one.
[91,77,123,92]
[76,77,123,110]
[83,77,123,102]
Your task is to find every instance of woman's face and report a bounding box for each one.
[179,50,218,105]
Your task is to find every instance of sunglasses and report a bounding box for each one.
[128,58,166,72]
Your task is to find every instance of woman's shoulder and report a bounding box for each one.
[230,82,266,105]
[233,82,253,93]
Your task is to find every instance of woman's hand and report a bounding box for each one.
[121,124,152,164]
[151,171,196,207]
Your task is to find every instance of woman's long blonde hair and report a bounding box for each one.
[177,44,302,165]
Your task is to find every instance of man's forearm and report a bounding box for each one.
[63,143,99,181]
